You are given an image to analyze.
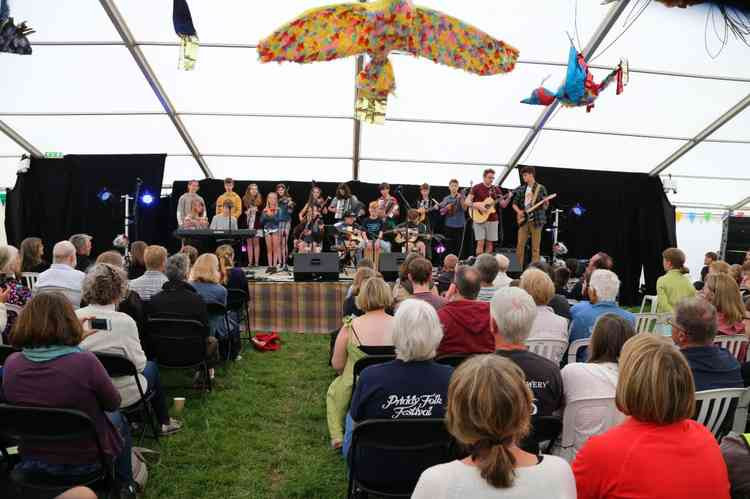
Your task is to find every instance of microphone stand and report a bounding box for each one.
[395,187,414,256]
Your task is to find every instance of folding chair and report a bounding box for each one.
[525,338,568,364]
[732,387,750,434]
[348,418,455,498]
[0,404,114,498]
[94,353,159,446]
[714,335,749,363]
[352,355,396,393]
[20,272,38,291]
[639,295,658,313]
[435,353,474,368]
[567,338,591,364]
[695,388,747,440]
[146,318,212,392]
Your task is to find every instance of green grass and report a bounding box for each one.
[144,333,347,499]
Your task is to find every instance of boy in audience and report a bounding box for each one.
[407,257,446,311]
[474,253,500,302]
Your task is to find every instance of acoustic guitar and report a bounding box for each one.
[469,191,511,224]
[516,194,557,226]
[416,199,440,223]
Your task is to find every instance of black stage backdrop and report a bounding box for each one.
[6,155,166,257]
[527,166,676,305]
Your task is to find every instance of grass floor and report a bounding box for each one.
[145,333,347,499]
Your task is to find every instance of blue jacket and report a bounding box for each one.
[682,346,743,392]
[569,301,635,362]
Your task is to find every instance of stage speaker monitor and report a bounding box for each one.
[379,253,407,282]
[497,248,522,275]
[293,253,339,282]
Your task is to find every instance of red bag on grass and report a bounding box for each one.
[252,332,281,352]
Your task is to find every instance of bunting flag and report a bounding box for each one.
[676,210,726,223]
[676,211,684,222]
[688,213,697,224]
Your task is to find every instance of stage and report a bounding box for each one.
[245,267,353,335]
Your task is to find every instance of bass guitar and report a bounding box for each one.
[517,194,557,226]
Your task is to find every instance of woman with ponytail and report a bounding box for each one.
[215,245,248,292]
[412,355,575,498]
[656,247,696,313]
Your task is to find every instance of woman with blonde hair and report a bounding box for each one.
[413,355,575,498]
[242,183,263,267]
[342,267,380,318]
[260,192,282,271]
[573,334,730,498]
[189,254,228,341]
[702,273,750,336]
[327,277,395,449]
[182,198,208,229]
[215,244,249,291]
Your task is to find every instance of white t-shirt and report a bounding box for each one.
[412,456,576,499]
[528,305,568,343]
[524,185,534,210]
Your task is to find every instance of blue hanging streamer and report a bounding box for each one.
[173,0,197,38]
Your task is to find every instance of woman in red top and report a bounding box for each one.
[573,334,730,499]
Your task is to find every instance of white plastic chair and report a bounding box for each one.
[556,397,625,462]
[695,388,747,439]
[525,338,568,365]
[732,388,750,434]
[21,272,39,291]
[639,295,658,314]
[567,338,591,364]
[714,335,749,363]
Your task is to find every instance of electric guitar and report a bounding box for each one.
[470,190,512,224]
[517,194,557,226]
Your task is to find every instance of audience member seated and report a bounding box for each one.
[77,263,183,436]
[671,298,743,391]
[491,287,563,419]
[180,244,199,267]
[96,251,146,338]
[564,258,581,296]
[558,314,634,461]
[19,236,50,274]
[437,266,494,356]
[700,251,719,286]
[520,268,568,342]
[711,260,732,276]
[343,267,379,318]
[393,252,421,306]
[147,254,219,367]
[570,270,634,362]
[408,256,446,310]
[35,241,86,307]
[216,244,249,291]
[2,293,138,497]
[554,266,571,298]
[345,299,452,459]
[569,252,612,302]
[702,273,750,336]
[573,334,731,499]
[127,241,148,280]
[657,247,696,313]
[328,277,394,449]
[70,233,94,272]
[0,245,32,339]
[741,262,750,299]
[493,254,512,289]
[529,261,571,320]
[413,355,576,499]
[189,254,228,338]
[475,253,500,302]
[128,245,168,301]
[437,254,458,295]
[56,487,98,499]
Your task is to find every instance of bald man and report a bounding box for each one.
[35,241,86,307]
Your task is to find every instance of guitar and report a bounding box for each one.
[517,194,557,226]
[469,190,512,224]
[416,198,440,223]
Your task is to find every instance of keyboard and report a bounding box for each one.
[174,229,259,239]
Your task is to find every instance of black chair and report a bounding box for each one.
[348,418,455,498]
[206,302,233,361]
[352,355,396,393]
[226,288,249,337]
[435,353,474,368]
[0,404,114,498]
[524,416,563,455]
[146,318,212,392]
[0,344,20,366]
[358,345,396,356]
[94,353,159,446]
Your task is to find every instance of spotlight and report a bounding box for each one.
[571,203,586,217]
[435,243,446,255]
[97,188,112,203]
[140,192,154,206]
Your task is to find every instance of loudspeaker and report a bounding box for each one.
[293,253,339,282]
[497,248,522,274]
[723,217,750,265]
[379,253,407,282]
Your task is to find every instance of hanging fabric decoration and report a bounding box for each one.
[676,211,684,222]
[0,0,34,55]
[703,212,713,222]
[173,0,199,71]
[258,0,519,124]
[688,213,697,223]
[521,45,628,112]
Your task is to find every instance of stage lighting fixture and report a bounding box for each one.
[140,192,154,206]
[97,188,112,203]
[571,203,586,217]
[435,243,446,255]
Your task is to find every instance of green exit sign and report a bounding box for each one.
[44,152,64,159]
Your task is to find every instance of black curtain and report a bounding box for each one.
[517,166,676,306]
[6,154,166,258]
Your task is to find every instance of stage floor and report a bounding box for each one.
[244,266,352,335]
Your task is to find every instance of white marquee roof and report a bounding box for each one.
[0,0,748,210]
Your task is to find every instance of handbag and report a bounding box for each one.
[252,332,281,352]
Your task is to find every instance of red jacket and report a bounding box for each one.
[573,417,730,499]
[436,299,494,356]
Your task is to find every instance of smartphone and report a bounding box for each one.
[90,318,112,331]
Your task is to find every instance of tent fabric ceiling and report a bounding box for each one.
[0,0,747,209]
